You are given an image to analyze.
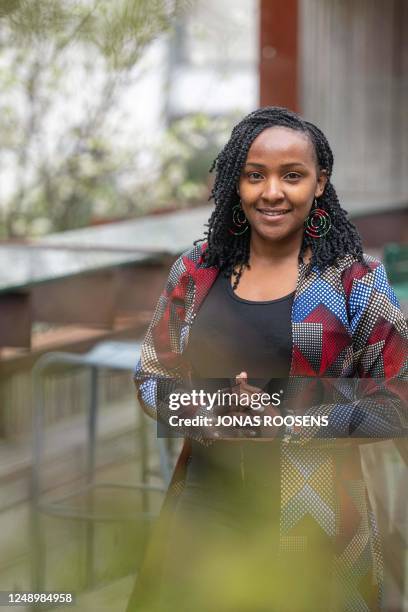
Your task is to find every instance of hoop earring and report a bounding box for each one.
[304,198,332,238]
[229,202,249,236]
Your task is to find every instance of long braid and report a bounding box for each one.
[194,106,364,283]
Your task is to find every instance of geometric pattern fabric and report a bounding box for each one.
[134,243,408,612]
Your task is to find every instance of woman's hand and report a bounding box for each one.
[235,372,283,439]
[233,371,266,408]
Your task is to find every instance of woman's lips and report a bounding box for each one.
[256,208,291,220]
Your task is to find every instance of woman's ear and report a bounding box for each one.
[315,169,328,198]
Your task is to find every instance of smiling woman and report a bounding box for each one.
[201,107,364,295]
[231,125,328,301]
[239,127,327,242]
[128,107,408,612]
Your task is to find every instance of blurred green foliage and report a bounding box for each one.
[0,1,192,66]
[0,0,201,238]
[139,112,239,212]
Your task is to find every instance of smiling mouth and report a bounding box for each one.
[256,209,291,217]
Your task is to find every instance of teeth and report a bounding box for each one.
[260,210,289,216]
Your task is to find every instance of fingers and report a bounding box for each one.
[235,371,247,385]
[234,372,263,394]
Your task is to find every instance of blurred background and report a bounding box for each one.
[0,1,406,610]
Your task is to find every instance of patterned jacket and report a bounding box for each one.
[133,242,408,612]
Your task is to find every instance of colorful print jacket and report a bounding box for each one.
[133,242,408,611]
[134,242,407,441]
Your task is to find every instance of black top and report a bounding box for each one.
[184,272,294,395]
[180,271,293,528]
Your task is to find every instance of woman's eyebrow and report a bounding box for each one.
[244,161,308,169]
[244,162,267,168]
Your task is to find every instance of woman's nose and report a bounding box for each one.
[261,178,285,202]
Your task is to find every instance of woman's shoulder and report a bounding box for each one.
[173,242,212,271]
[335,251,388,301]
[166,241,210,285]
[336,251,383,276]
[171,241,209,271]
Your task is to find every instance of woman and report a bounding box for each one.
[127,107,408,612]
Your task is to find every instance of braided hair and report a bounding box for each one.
[195,106,364,289]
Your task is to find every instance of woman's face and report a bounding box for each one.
[238,126,327,244]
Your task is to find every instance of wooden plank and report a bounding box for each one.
[114,264,171,314]
[0,293,31,348]
[31,271,116,328]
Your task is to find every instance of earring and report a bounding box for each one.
[304,198,331,238]
[229,202,249,236]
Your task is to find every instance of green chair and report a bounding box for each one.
[383,243,408,302]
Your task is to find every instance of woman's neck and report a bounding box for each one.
[248,233,312,266]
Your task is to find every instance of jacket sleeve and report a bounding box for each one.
[133,251,210,446]
[284,260,408,445]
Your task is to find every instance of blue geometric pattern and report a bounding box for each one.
[372,264,400,307]
[348,282,374,334]
[293,277,349,327]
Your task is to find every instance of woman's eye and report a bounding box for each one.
[285,172,302,180]
[248,172,263,180]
